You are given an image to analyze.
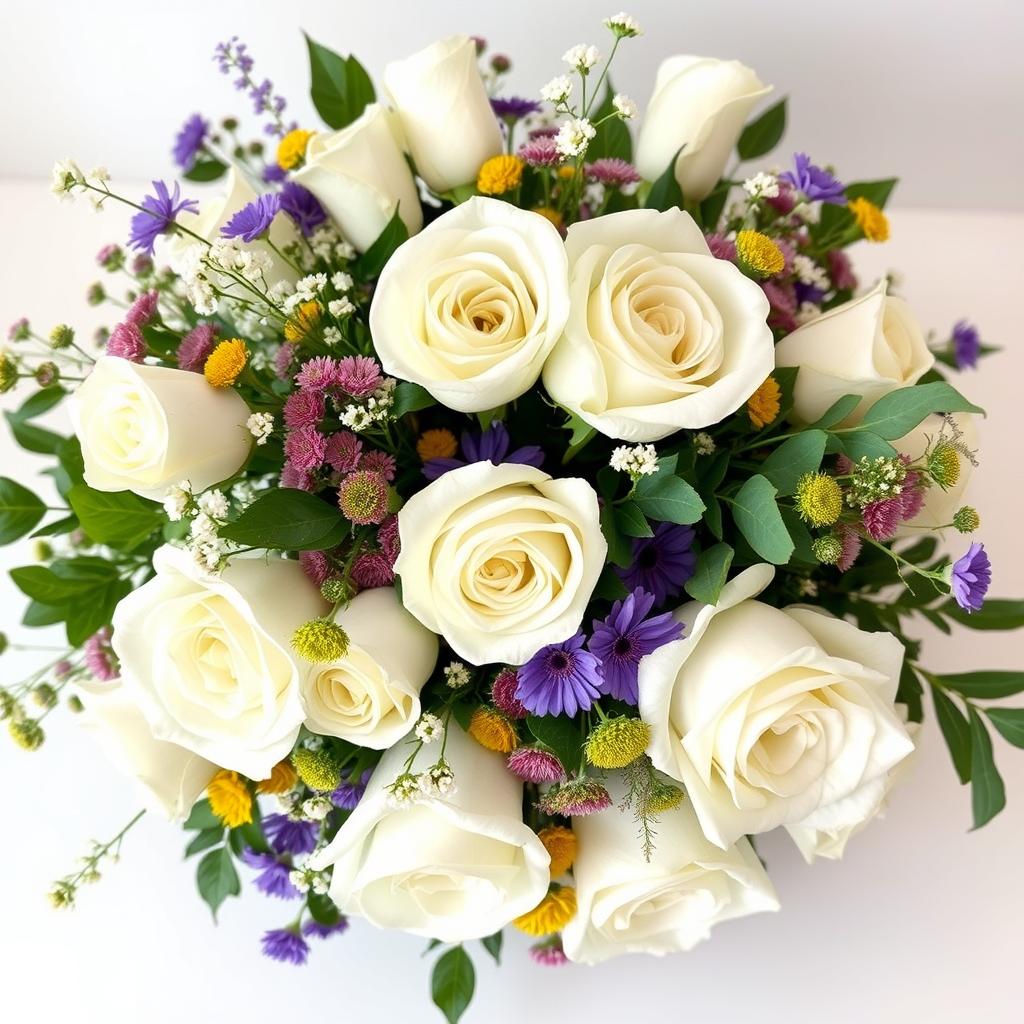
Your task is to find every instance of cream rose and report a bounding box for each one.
[383,35,503,194]
[290,104,423,253]
[639,565,915,850]
[635,57,772,201]
[310,723,550,941]
[69,356,252,499]
[542,208,774,441]
[394,461,605,666]
[369,196,570,413]
[301,587,438,748]
[111,545,327,779]
[562,774,778,963]
[773,281,935,425]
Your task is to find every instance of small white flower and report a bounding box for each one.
[417,762,456,798]
[311,874,329,895]
[792,254,829,289]
[302,796,332,821]
[798,578,820,598]
[386,774,422,809]
[189,512,218,542]
[695,431,717,456]
[743,172,780,200]
[562,44,601,73]
[443,662,471,689]
[604,11,642,37]
[162,481,192,522]
[340,405,373,432]
[246,412,275,446]
[540,75,574,105]
[289,868,311,894]
[197,489,229,520]
[612,93,638,120]
[414,712,444,745]
[795,301,822,326]
[276,792,298,813]
[331,271,353,292]
[296,273,328,299]
[555,118,597,158]
[322,326,342,346]
[334,241,356,261]
[50,159,84,200]
[609,443,659,478]
[88,166,110,183]
[328,297,355,318]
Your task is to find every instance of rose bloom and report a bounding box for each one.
[635,56,772,201]
[370,196,570,413]
[309,723,550,942]
[773,281,935,425]
[639,565,914,851]
[562,774,778,963]
[70,356,252,499]
[291,104,423,252]
[301,587,438,749]
[543,207,774,441]
[111,546,327,779]
[395,462,605,666]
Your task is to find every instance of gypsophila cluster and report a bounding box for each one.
[289,867,330,895]
[604,11,643,37]
[846,456,908,508]
[555,118,597,158]
[743,172,780,199]
[443,662,471,689]
[414,712,444,744]
[246,412,274,445]
[610,444,659,479]
[562,44,601,73]
[339,378,396,432]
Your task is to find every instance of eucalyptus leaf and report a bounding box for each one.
[730,475,794,564]
[684,543,734,605]
[855,382,983,440]
[759,430,826,496]
[632,474,704,525]
[806,394,862,431]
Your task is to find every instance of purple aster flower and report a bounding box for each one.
[952,320,981,370]
[263,162,288,184]
[280,181,327,236]
[950,541,991,613]
[330,769,372,810]
[302,917,349,940]
[516,633,602,717]
[588,589,684,704]
[262,813,318,856]
[128,181,198,255]
[172,114,209,170]
[241,849,301,900]
[221,192,282,242]
[780,153,846,204]
[615,523,697,605]
[491,96,542,121]
[260,927,309,965]
[794,281,826,306]
[424,421,544,479]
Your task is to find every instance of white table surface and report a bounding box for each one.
[1,181,1021,1022]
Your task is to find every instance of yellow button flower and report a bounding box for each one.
[477,154,525,195]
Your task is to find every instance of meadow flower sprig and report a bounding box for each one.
[49,810,146,908]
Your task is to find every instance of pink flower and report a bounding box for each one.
[360,450,396,481]
[529,940,569,967]
[300,550,332,587]
[336,355,382,397]
[900,470,925,520]
[518,137,560,167]
[84,627,119,682]
[295,356,340,391]
[506,746,566,784]
[95,243,121,267]
[281,463,314,491]
[827,248,857,291]
[585,158,640,187]
[765,181,797,215]
[274,342,299,380]
[863,498,903,541]
[705,233,737,262]
[492,668,528,720]
[761,280,798,332]
[324,431,363,474]
[124,290,160,326]
[177,323,218,372]
[377,515,400,565]
[351,552,395,589]
[836,527,862,572]
[106,322,146,362]
[284,390,325,429]
[284,426,327,472]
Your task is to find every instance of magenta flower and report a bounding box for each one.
[862,498,903,541]
[274,342,299,380]
[360,450,396,482]
[335,355,382,397]
[177,323,218,372]
[84,627,119,681]
[491,667,527,720]
[836,527,862,572]
[351,551,394,589]
[284,426,327,472]
[295,356,340,391]
[506,747,566,784]
[377,515,400,565]
[299,550,331,587]
[586,158,641,187]
[106,322,146,362]
[283,390,325,429]
[338,470,389,526]
[124,290,159,326]
[518,137,560,167]
[281,464,314,490]
[324,431,363,474]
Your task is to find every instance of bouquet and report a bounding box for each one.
[3,12,1021,1021]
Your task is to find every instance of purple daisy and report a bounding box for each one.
[262,813,318,856]
[515,633,602,717]
[950,542,991,613]
[172,114,209,170]
[280,181,327,236]
[780,153,846,204]
[221,192,282,242]
[952,320,981,370]
[615,523,697,605]
[302,918,349,940]
[128,181,198,255]
[260,927,309,965]
[423,421,544,480]
[241,849,301,900]
[491,96,543,121]
[588,589,684,704]
[177,323,218,372]
[263,162,288,184]
[330,769,372,810]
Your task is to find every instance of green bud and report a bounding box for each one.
[31,684,58,709]
[86,282,105,306]
[32,539,53,561]
[0,354,18,394]
[319,577,351,603]
[221,116,238,131]
[49,324,75,349]
[812,534,844,565]
[35,362,60,388]
[0,631,7,655]
[952,506,980,533]
[66,694,85,714]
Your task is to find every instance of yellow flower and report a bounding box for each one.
[291,618,349,663]
[257,759,298,795]
[416,428,458,462]
[735,230,786,277]
[208,770,253,828]
[585,717,650,769]
[277,128,314,170]
[284,301,321,343]
[467,706,518,754]
[928,442,961,488]
[538,825,577,876]
[795,472,844,527]
[747,376,781,429]
[556,165,577,181]
[513,886,577,936]
[848,197,889,242]
[531,206,564,232]
[477,154,525,195]
[291,747,343,792]
[203,339,249,388]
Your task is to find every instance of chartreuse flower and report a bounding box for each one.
[477,154,525,195]
[747,376,781,428]
[585,716,650,769]
[812,534,844,565]
[796,473,843,527]
[735,230,785,277]
[538,825,577,875]
[513,885,577,936]
[291,618,349,663]
[848,197,889,241]
[928,442,961,488]
[207,770,253,827]
[203,338,249,388]
[291,747,343,792]
[277,128,314,170]
[8,718,44,750]
[953,506,981,533]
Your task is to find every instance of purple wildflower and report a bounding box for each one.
[794,282,826,306]
[780,153,846,204]
[615,523,696,605]
[300,550,331,587]
[262,813,318,856]
[335,356,382,397]
[950,542,991,613]
[172,114,209,170]
[124,290,159,326]
[303,918,349,940]
[952,320,981,370]
[177,323,218,372]
[491,96,542,121]
[221,192,282,242]
[260,928,309,965]
[506,747,566,784]
[330,769,372,810]
[516,633,602,717]
[105,322,146,363]
[84,627,119,682]
[279,182,326,236]
[241,849,300,900]
[128,181,198,255]
[705,233,737,261]
[586,158,641,188]
[263,163,288,184]
[424,421,544,480]
[589,589,684,704]
[518,137,560,168]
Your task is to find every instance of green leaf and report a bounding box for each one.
[182,158,227,183]
[587,79,633,162]
[940,599,1024,632]
[527,714,582,772]
[986,708,1024,749]
[845,178,899,209]
[779,507,816,565]
[759,430,826,496]
[614,501,653,538]
[68,485,163,552]
[4,412,65,455]
[644,148,684,211]
[600,504,633,569]
[837,431,896,463]
[431,946,475,1024]
[633,474,704,525]
[855,382,983,440]
[23,601,65,628]
[392,381,437,417]
[480,931,503,965]
[933,671,1024,700]
[806,394,862,431]
[562,411,597,450]
[897,661,924,724]
[684,543,734,605]
[730,475,794,564]
[736,98,786,161]
[305,33,376,130]
[968,707,1006,829]
[353,207,409,272]
[196,846,240,920]
[307,890,342,926]
[931,687,972,784]
[183,798,221,831]
[219,488,348,551]
[184,828,225,858]
[0,477,47,544]
[31,514,79,538]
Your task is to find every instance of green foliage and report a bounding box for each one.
[940,599,1024,632]
[968,707,1006,829]
[986,708,1024,748]
[837,431,896,462]
[736,98,787,161]
[600,504,633,569]
[4,386,68,455]
[853,382,983,440]
[353,208,409,276]
[845,178,899,209]
[185,828,225,858]
[932,671,1024,700]
[392,381,437,417]
[196,845,241,920]
[614,500,653,538]
[480,931,503,964]
[0,477,47,544]
[527,714,582,771]
[759,430,826,496]
[307,890,342,926]
[219,488,348,551]
[730,475,794,564]
[632,459,704,524]
[305,33,375,130]
[931,687,972,784]
[431,946,475,1024]
[182,159,227,183]
[67,485,164,551]
[644,149,684,211]
[684,542,734,605]
[806,394,861,430]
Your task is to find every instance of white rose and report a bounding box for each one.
[542,208,774,441]
[394,461,605,666]
[773,281,935,425]
[290,104,423,253]
[69,356,252,499]
[562,775,778,963]
[639,565,915,850]
[310,723,550,941]
[383,36,503,193]
[370,196,570,413]
[78,684,217,820]
[301,587,438,749]
[111,546,327,779]
[635,57,772,201]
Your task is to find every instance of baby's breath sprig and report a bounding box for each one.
[49,809,146,908]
